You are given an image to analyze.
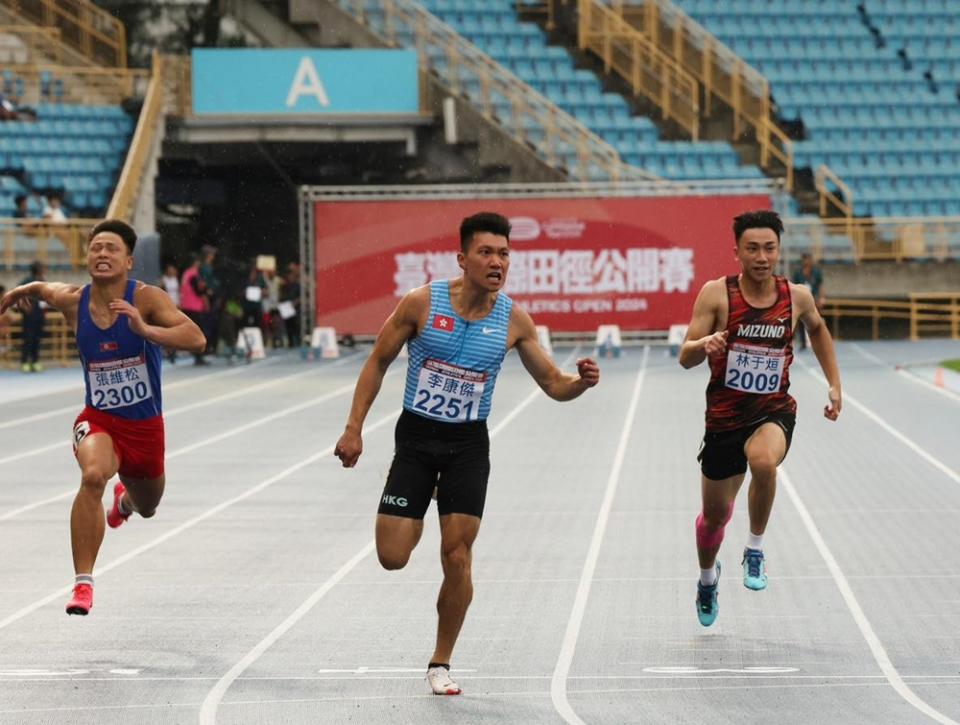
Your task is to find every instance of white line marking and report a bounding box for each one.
[781,466,959,725]
[896,367,960,403]
[0,353,360,468]
[0,353,290,430]
[800,361,960,486]
[551,346,648,725]
[198,348,582,725]
[0,401,400,632]
[848,342,887,366]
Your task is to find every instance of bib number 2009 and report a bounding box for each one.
[725,368,780,394]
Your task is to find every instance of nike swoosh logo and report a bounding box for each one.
[481,327,495,334]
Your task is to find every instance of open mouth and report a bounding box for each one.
[486,271,502,282]
[95,262,111,271]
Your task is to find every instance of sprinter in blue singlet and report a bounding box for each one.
[0,220,205,617]
[335,212,601,696]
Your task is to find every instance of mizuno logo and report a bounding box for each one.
[737,324,785,339]
[381,494,408,507]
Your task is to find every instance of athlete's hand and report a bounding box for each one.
[109,299,150,337]
[576,357,600,387]
[0,285,32,314]
[824,385,841,421]
[334,428,363,468]
[703,330,728,359]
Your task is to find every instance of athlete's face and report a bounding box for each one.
[458,232,510,291]
[735,228,779,282]
[87,232,132,280]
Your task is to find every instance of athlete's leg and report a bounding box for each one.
[119,474,166,518]
[431,513,480,666]
[697,473,745,569]
[375,513,424,570]
[743,422,788,538]
[72,433,119,575]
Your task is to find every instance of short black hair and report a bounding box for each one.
[89,218,137,254]
[459,212,510,253]
[732,210,783,245]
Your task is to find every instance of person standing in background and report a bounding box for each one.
[160,263,180,363]
[179,255,208,366]
[19,261,46,372]
[791,253,824,351]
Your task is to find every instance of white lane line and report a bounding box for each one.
[0,399,400,632]
[800,360,960,486]
[551,346,649,725]
[896,367,960,403]
[0,354,289,431]
[198,348,582,725]
[848,342,887,367]
[0,353,361,468]
[781,466,959,725]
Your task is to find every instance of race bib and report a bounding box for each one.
[88,355,153,410]
[724,342,785,395]
[412,359,485,422]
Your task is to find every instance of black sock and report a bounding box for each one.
[427,662,449,671]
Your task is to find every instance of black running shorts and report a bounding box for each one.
[698,412,796,481]
[378,409,490,519]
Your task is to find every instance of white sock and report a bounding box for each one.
[699,566,718,586]
[746,533,764,551]
[75,574,93,587]
[117,493,131,516]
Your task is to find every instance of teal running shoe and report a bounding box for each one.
[696,562,721,627]
[742,548,768,590]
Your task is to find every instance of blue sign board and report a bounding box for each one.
[191,49,419,115]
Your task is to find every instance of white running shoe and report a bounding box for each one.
[426,665,462,695]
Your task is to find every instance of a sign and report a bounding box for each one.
[192,49,419,115]
[313,195,771,333]
[236,327,265,359]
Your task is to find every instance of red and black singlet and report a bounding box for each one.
[704,275,797,431]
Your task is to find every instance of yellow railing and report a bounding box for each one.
[515,0,556,30]
[2,64,148,105]
[0,311,77,369]
[0,0,126,67]
[578,0,700,140]
[0,219,96,270]
[0,25,65,64]
[107,53,166,222]
[821,297,960,341]
[785,216,960,263]
[815,164,853,221]
[339,0,659,182]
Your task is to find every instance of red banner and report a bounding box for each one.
[314,195,771,334]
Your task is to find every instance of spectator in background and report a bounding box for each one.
[179,255,209,366]
[280,262,302,348]
[791,253,825,351]
[241,265,267,329]
[42,194,67,223]
[13,194,29,218]
[19,261,46,372]
[219,294,243,365]
[263,267,283,348]
[160,263,180,363]
[199,245,220,355]
[0,284,12,357]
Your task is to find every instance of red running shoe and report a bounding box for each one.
[106,482,130,529]
[65,583,93,615]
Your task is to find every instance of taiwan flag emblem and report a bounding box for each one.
[432,314,455,333]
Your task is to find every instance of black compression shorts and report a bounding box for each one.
[698,412,796,481]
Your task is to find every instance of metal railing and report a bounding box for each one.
[107,53,166,222]
[0,0,126,67]
[1,63,147,106]
[785,216,960,263]
[821,297,960,341]
[815,164,854,222]
[578,0,700,140]
[0,24,64,64]
[338,0,658,182]
[0,311,77,369]
[0,219,96,270]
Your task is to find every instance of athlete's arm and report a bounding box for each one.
[679,279,726,369]
[511,305,599,401]
[793,283,841,421]
[334,287,426,468]
[113,284,205,352]
[0,281,81,316]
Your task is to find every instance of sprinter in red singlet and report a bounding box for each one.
[0,220,205,616]
[679,210,841,627]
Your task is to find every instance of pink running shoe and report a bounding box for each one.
[65,583,93,615]
[106,482,130,529]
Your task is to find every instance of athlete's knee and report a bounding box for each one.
[79,467,109,494]
[440,542,471,575]
[377,548,411,571]
[696,501,734,549]
[747,452,779,481]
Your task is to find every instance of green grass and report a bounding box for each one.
[942,359,960,373]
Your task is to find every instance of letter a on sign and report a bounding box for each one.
[286,57,330,108]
